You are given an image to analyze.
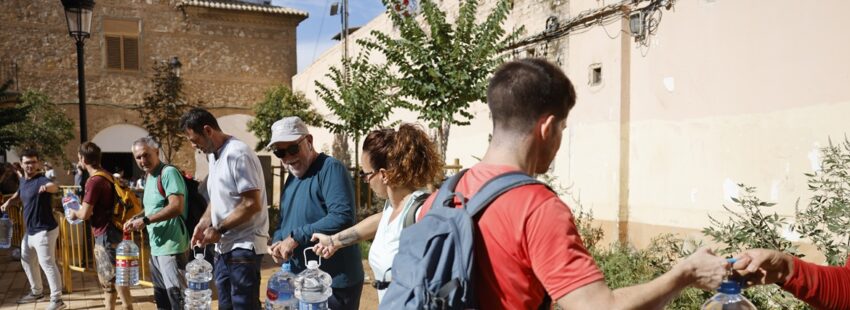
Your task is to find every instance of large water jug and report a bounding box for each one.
[185,253,213,310]
[62,192,83,225]
[266,262,298,310]
[0,212,12,249]
[295,249,332,310]
[115,232,140,286]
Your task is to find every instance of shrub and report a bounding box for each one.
[703,184,799,256]
[796,136,850,266]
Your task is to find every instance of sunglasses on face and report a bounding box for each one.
[359,170,376,183]
[273,138,305,159]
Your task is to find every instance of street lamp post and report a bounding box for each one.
[61,0,95,143]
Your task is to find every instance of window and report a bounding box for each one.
[589,63,602,86]
[103,19,140,71]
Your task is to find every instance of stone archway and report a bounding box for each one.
[92,124,149,183]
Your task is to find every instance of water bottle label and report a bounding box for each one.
[115,257,138,268]
[298,301,328,310]
[188,281,209,290]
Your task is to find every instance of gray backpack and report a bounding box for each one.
[379,169,550,310]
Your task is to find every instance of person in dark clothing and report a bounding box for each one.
[268,116,364,310]
[1,149,65,309]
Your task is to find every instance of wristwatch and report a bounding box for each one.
[142,216,151,225]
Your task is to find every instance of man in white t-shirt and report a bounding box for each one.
[179,108,269,310]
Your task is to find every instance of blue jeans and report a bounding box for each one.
[214,248,263,310]
[329,284,363,310]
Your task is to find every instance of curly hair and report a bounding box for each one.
[362,123,443,188]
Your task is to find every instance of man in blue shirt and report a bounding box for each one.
[1,149,64,310]
[268,116,364,310]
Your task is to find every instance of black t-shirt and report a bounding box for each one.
[18,174,58,235]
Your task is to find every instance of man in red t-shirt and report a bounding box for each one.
[733,249,850,309]
[70,142,134,310]
[416,59,729,309]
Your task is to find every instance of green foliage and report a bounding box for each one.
[703,184,798,256]
[9,90,74,166]
[701,184,811,309]
[316,48,399,179]
[316,48,398,146]
[247,85,323,151]
[796,136,850,266]
[360,240,372,260]
[136,61,189,163]
[0,80,31,151]
[364,0,522,157]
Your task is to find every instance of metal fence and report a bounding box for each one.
[2,188,154,293]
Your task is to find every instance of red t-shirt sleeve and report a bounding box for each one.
[83,176,106,206]
[781,256,850,309]
[525,196,605,300]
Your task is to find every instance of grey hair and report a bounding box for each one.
[132,136,160,151]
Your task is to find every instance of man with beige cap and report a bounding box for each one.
[268,116,364,310]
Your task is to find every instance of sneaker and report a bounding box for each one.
[46,300,67,310]
[16,292,45,304]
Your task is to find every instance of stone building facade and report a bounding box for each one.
[0,0,306,187]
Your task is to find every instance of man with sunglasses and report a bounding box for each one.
[268,116,364,310]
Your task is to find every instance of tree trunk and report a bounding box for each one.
[437,120,451,162]
[332,133,351,168]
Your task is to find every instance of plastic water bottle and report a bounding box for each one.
[701,280,757,310]
[266,262,298,310]
[0,212,12,249]
[62,192,83,224]
[115,232,140,286]
[295,249,332,310]
[185,253,213,310]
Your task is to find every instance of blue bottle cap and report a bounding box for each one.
[718,280,742,294]
[282,262,291,273]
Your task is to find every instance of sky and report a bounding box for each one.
[271,0,386,73]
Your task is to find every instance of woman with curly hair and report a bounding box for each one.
[311,123,442,301]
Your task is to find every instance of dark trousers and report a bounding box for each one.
[328,284,363,310]
[214,248,263,310]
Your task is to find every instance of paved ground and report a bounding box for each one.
[0,251,378,310]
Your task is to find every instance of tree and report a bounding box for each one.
[9,90,75,165]
[363,0,521,158]
[0,80,31,151]
[247,85,323,151]
[135,61,189,163]
[315,48,400,173]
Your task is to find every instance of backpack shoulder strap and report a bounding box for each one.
[402,191,430,228]
[431,169,470,210]
[156,164,178,198]
[91,171,115,184]
[465,171,545,217]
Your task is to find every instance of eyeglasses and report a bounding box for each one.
[273,138,305,159]
[358,170,376,183]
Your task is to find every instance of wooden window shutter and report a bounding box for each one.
[105,36,122,70]
[123,37,139,70]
